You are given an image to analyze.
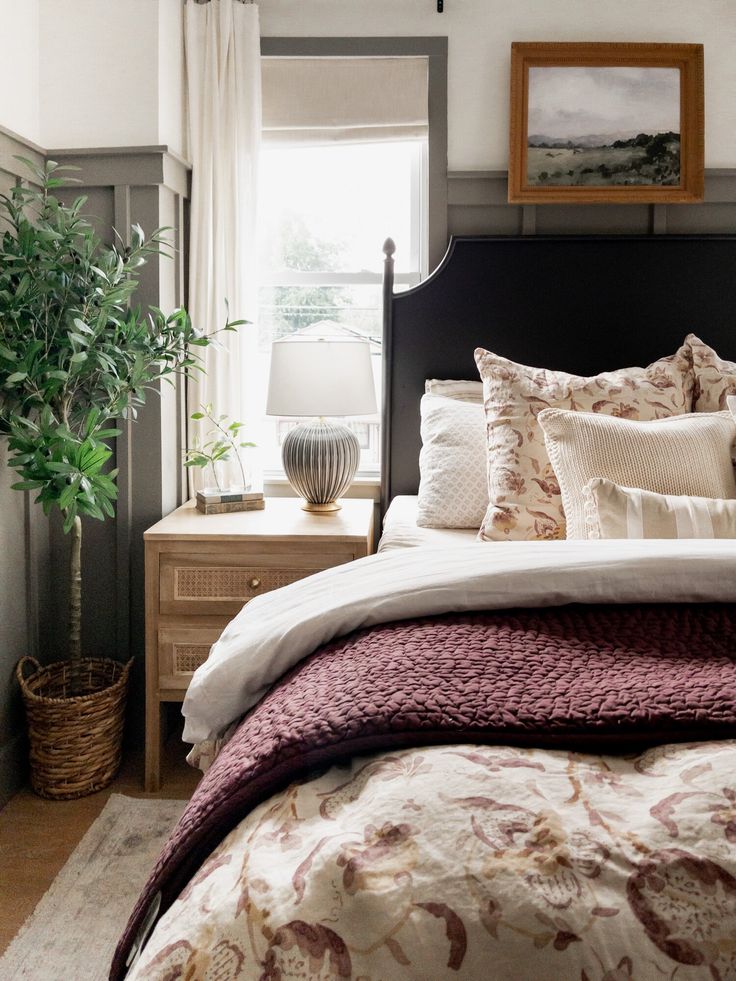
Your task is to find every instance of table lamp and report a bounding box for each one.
[266,337,378,512]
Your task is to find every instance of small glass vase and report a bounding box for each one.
[231,445,262,495]
[202,460,226,494]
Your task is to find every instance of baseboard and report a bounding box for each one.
[0,734,27,809]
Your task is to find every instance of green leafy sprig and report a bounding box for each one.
[185,404,256,491]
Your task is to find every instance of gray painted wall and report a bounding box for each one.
[0,134,50,806]
[48,148,190,748]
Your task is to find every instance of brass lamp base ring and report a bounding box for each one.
[301,500,342,513]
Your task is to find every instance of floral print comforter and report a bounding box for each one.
[128,740,736,980]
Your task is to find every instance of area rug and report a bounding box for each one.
[0,793,184,980]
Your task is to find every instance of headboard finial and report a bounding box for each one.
[383,237,396,258]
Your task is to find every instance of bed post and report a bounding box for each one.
[380,237,395,516]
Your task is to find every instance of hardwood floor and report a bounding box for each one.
[0,731,199,956]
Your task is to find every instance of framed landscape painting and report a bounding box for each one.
[508,42,704,203]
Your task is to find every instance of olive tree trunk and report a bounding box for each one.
[69,515,82,678]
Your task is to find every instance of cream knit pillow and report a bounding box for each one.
[583,478,736,539]
[538,409,736,540]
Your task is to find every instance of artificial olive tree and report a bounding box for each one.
[0,160,242,681]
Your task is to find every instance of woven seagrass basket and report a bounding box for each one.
[16,656,133,800]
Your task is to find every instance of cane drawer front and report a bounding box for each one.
[157,625,225,692]
[159,547,355,616]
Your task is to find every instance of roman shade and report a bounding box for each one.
[262,56,429,145]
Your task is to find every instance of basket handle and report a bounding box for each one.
[16,656,42,686]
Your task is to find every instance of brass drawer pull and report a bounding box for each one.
[249,577,261,590]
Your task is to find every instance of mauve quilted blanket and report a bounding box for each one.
[112,602,736,979]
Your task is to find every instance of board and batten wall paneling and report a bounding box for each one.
[0,132,50,806]
[47,146,191,748]
[447,171,736,238]
[0,132,190,802]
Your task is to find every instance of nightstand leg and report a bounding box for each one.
[144,539,162,792]
[145,696,162,793]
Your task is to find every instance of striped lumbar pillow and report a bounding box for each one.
[583,478,736,539]
[538,408,736,539]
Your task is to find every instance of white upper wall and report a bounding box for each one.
[0,0,40,144]
[158,0,185,156]
[2,0,734,168]
[259,0,736,170]
[39,0,159,149]
[37,0,185,155]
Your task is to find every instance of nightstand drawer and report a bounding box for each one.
[159,550,353,616]
[158,625,224,692]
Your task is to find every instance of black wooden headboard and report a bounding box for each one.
[381,234,736,510]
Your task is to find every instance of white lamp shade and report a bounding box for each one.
[266,338,378,417]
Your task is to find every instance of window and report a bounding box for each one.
[248,139,427,476]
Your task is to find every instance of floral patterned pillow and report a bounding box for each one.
[687,333,736,411]
[474,345,694,541]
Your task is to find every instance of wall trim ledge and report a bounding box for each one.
[447,169,736,239]
[0,127,190,197]
[0,125,45,179]
[449,168,736,203]
[50,146,191,198]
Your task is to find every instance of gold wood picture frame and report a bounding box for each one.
[508,42,704,204]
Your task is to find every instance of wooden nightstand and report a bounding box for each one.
[144,497,375,790]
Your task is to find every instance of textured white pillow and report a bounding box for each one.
[417,394,488,529]
[538,408,736,540]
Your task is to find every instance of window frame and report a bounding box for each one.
[257,38,446,486]
[258,140,425,479]
[260,36,448,271]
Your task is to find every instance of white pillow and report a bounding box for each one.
[416,394,488,529]
[538,408,736,539]
[424,378,483,402]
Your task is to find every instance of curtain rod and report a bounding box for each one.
[191,0,442,10]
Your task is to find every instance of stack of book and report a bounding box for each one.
[196,489,265,515]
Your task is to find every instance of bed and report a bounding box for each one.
[378,495,477,550]
[113,236,736,980]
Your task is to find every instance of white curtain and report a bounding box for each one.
[184,0,261,491]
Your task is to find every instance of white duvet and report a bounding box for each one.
[182,539,736,747]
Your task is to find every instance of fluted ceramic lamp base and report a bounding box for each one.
[282,419,361,514]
